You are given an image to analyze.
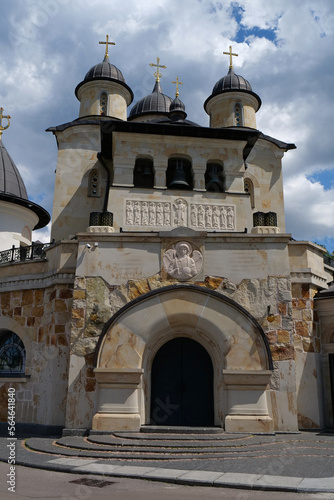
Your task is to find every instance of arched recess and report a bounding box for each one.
[92,285,273,433]
[133,157,154,189]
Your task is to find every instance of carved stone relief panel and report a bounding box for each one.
[124,198,235,231]
[162,241,203,281]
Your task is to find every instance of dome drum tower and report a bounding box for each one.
[75,36,133,121]
[204,47,261,129]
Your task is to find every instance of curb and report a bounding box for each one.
[3,456,334,493]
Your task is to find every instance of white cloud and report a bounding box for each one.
[0,0,333,251]
[284,174,334,241]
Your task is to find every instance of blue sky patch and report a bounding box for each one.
[307,170,334,190]
[229,2,277,44]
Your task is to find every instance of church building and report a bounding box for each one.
[1,38,334,435]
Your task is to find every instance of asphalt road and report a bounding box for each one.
[1,463,334,500]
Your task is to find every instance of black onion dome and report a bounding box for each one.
[75,56,133,102]
[0,139,28,199]
[170,96,185,112]
[129,81,173,119]
[0,139,50,229]
[169,96,187,121]
[212,67,252,94]
[204,67,261,112]
[84,59,126,82]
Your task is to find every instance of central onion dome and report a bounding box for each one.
[129,81,173,121]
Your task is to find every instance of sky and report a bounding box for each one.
[0,0,333,252]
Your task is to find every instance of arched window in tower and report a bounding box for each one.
[0,331,26,376]
[100,92,108,116]
[166,158,193,190]
[234,102,243,127]
[244,178,255,208]
[133,158,154,189]
[205,162,225,192]
[88,169,101,197]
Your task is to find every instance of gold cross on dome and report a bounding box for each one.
[149,57,167,82]
[99,34,115,60]
[223,45,238,69]
[172,76,183,97]
[0,107,11,139]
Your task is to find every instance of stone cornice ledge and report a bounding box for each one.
[76,231,292,244]
[0,271,75,291]
[223,370,272,387]
[94,368,144,384]
[290,268,328,288]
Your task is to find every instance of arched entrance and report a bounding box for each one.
[93,285,274,432]
[150,337,214,426]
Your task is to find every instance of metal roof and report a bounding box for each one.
[0,139,28,199]
[129,81,173,119]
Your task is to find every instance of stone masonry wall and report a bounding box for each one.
[0,285,73,426]
[67,272,296,429]
[291,283,323,428]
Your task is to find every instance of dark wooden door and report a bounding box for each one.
[329,354,334,425]
[150,337,214,426]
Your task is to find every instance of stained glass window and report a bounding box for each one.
[88,169,100,197]
[0,331,25,375]
[100,92,108,116]
[234,102,243,127]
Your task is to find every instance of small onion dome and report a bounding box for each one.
[129,81,173,120]
[0,139,50,229]
[204,67,261,112]
[169,96,187,121]
[75,55,133,102]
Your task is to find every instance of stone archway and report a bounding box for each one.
[92,285,273,432]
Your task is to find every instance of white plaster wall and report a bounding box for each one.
[269,360,298,431]
[205,237,291,283]
[295,351,325,428]
[76,239,161,283]
[75,234,291,287]
[0,201,38,251]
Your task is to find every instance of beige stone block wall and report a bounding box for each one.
[51,125,106,241]
[246,139,286,232]
[205,92,259,129]
[77,80,132,120]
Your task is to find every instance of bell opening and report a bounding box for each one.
[166,159,193,191]
[205,163,225,193]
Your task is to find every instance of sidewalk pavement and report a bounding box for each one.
[1,430,334,493]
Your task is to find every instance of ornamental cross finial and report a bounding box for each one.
[0,107,11,139]
[149,57,167,82]
[172,76,183,98]
[99,34,115,61]
[223,45,238,69]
